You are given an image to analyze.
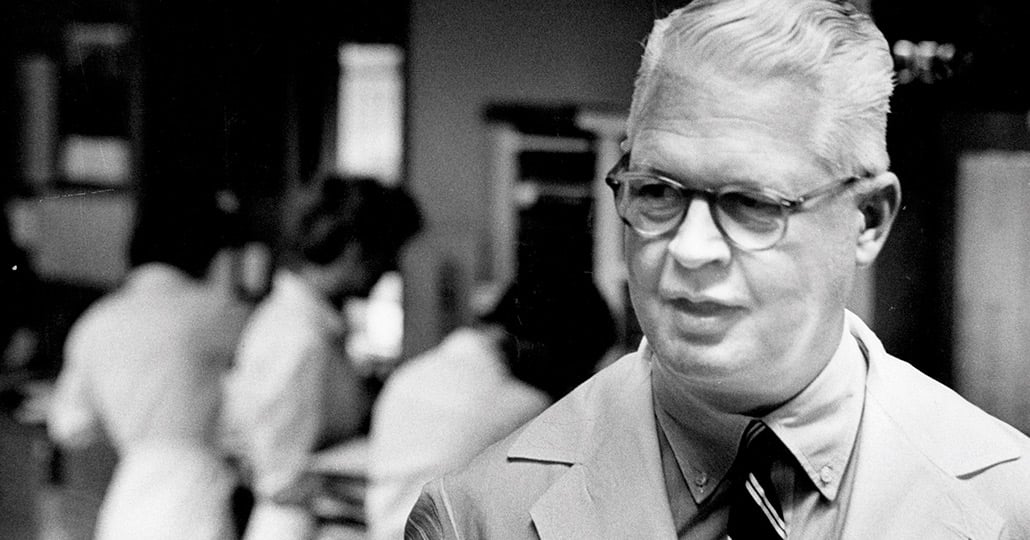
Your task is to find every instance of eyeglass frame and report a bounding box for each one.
[604,154,865,251]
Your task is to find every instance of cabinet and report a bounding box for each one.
[482,104,633,346]
[13,21,136,288]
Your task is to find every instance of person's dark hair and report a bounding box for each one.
[284,174,422,269]
[482,278,617,402]
[127,201,228,280]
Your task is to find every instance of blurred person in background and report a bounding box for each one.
[47,203,250,540]
[221,174,421,540]
[367,277,617,540]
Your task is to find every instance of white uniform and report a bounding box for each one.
[49,263,248,540]
[222,270,370,540]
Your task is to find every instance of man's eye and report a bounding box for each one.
[632,181,680,201]
[718,191,783,230]
[720,191,778,211]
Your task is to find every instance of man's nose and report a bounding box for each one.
[667,196,732,269]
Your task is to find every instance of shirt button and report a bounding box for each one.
[819,465,834,484]
[695,473,709,487]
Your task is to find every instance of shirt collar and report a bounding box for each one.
[650,339,749,504]
[651,316,867,504]
[762,317,867,501]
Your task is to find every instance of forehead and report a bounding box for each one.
[630,66,829,189]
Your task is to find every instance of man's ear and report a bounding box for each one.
[855,172,901,268]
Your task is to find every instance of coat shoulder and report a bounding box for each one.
[868,353,1030,530]
[869,353,1030,468]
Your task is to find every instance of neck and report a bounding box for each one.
[650,352,832,419]
[651,363,750,462]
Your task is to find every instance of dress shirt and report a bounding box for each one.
[655,318,867,539]
[222,270,371,540]
[366,326,551,540]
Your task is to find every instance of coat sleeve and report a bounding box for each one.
[405,479,460,540]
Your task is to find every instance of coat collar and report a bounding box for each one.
[509,349,676,539]
[842,312,1015,538]
[847,311,1022,477]
[507,312,1023,539]
[841,382,1007,539]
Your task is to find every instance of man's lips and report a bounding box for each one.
[661,289,745,311]
[660,294,746,340]
[668,297,744,316]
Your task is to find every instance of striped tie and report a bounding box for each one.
[727,420,788,540]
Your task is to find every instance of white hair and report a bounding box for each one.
[627,0,895,177]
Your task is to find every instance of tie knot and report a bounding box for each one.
[742,420,776,450]
[737,422,791,476]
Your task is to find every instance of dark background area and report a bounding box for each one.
[871,0,1030,385]
[2,0,408,238]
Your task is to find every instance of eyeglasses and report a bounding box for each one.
[605,155,862,251]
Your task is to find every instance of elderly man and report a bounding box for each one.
[405,1,1030,538]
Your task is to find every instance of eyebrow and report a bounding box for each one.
[625,161,774,192]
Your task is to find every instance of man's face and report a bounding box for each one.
[627,66,861,413]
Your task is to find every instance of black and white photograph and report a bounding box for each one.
[2,1,1029,539]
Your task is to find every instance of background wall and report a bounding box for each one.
[871,0,1030,384]
[403,0,676,355]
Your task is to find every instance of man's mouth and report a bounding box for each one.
[664,297,745,339]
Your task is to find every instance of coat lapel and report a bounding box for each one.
[509,352,677,539]
[843,313,1012,539]
[841,393,1005,539]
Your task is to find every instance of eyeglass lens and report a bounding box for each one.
[615,177,788,250]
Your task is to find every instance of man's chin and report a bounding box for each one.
[649,331,749,379]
